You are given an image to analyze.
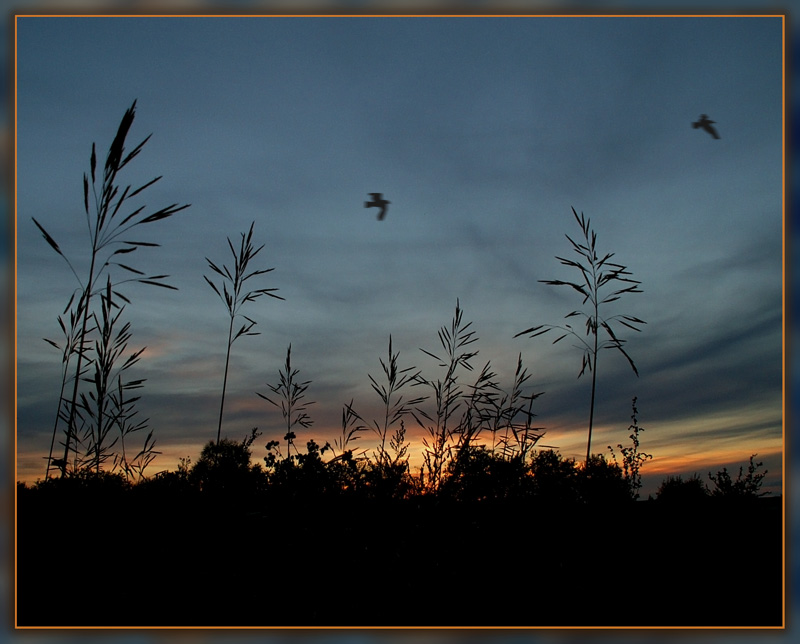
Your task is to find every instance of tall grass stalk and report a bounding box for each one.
[516,207,644,462]
[451,360,497,458]
[43,291,91,478]
[366,335,426,472]
[204,221,283,444]
[76,277,146,472]
[412,299,479,492]
[449,353,546,478]
[492,354,546,463]
[113,384,159,484]
[328,400,365,461]
[258,344,314,460]
[33,100,189,476]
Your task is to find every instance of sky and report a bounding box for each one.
[13,13,784,499]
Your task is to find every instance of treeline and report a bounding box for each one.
[18,439,769,506]
[16,445,779,628]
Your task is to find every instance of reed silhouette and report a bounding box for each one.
[205,221,283,444]
[34,100,188,478]
[258,343,314,461]
[516,207,645,463]
[361,335,424,476]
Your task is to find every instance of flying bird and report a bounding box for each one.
[692,114,720,139]
[365,193,390,220]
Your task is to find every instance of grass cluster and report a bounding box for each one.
[34,100,188,479]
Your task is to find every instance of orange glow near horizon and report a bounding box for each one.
[15,417,783,497]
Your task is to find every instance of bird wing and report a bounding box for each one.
[705,124,720,138]
[369,192,382,200]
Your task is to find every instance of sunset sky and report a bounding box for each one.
[14,14,784,497]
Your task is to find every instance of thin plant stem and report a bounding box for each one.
[258,344,314,460]
[516,207,645,463]
[216,316,235,445]
[61,248,98,469]
[587,318,598,463]
[205,221,283,444]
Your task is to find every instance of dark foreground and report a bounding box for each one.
[16,489,783,627]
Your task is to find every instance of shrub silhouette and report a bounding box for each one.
[442,445,530,501]
[576,454,630,504]
[135,461,194,496]
[28,468,131,495]
[608,397,652,499]
[707,454,769,500]
[189,435,264,495]
[324,447,365,495]
[366,459,415,499]
[267,438,336,498]
[529,449,580,504]
[656,474,709,504]
[319,402,369,496]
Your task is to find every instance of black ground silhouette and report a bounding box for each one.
[16,484,782,627]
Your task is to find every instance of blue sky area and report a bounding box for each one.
[14,14,784,498]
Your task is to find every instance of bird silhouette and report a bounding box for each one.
[692,114,720,139]
[365,193,390,220]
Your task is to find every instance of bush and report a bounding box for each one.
[28,468,131,496]
[266,439,362,499]
[656,474,709,504]
[576,454,630,505]
[441,446,530,501]
[190,437,265,496]
[134,458,195,496]
[708,454,769,500]
[529,449,579,504]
